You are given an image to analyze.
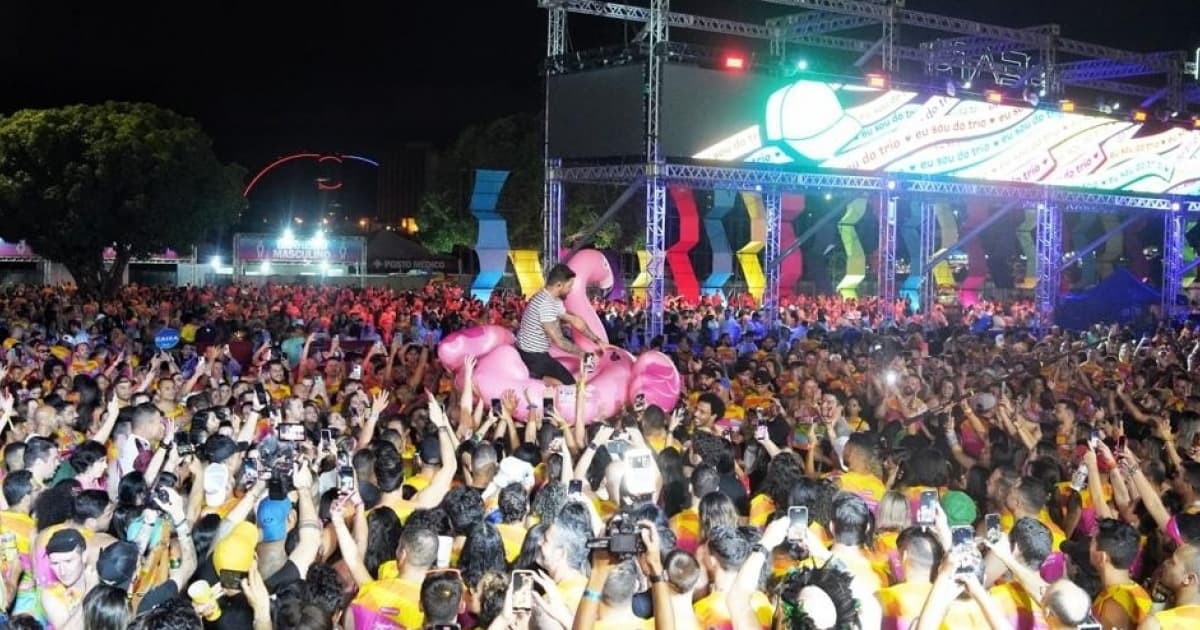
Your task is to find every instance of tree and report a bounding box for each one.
[0,102,245,296]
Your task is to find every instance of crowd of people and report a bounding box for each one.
[0,279,1193,630]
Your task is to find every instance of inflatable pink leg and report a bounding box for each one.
[438,325,514,372]
[627,350,683,412]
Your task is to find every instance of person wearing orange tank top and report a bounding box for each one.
[1141,542,1200,630]
[1089,519,1151,630]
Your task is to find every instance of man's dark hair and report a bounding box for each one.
[303,563,351,616]
[442,486,484,536]
[696,392,726,421]
[3,470,33,507]
[23,437,55,469]
[498,483,528,524]
[1014,477,1050,513]
[1095,518,1140,570]
[3,442,26,472]
[705,525,758,572]
[1010,517,1053,568]
[127,596,202,630]
[546,264,577,286]
[398,524,439,568]
[420,572,465,625]
[73,490,110,523]
[690,464,721,499]
[830,492,873,547]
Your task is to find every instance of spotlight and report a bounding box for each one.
[1059,100,1075,113]
[279,228,296,248]
[824,193,833,201]
[723,54,746,70]
[1173,202,1183,211]
[209,256,221,271]
[962,79,973,90]
[1192,116,1200,129]
[887,180,897,191]
[1132,110,1149,123]
[261,260,271,274]
[866,73,889,89]
[796,59,809,71]
[984,90,1003,104]
[1112,101,1120,111]
[311,230,327,249]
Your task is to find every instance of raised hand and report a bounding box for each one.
[370,390,391,417]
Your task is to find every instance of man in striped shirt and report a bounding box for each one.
[516,264,605,386]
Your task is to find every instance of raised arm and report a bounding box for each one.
[413,394,458,509]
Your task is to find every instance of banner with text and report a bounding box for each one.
[235,234,365,264]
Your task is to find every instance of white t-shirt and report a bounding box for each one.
[517,289,565,353]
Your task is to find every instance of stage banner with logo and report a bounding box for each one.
[234,234,365,264]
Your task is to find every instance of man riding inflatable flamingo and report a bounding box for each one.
[514,263,606,386]
[437,250,681,423]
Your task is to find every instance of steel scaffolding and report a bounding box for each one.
[540,0,1200,327]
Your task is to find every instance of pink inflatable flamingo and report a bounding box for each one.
[438,249,681,423]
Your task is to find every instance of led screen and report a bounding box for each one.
[548,65,644,159]
[694,79,1200,195]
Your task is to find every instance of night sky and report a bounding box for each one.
[2,0,1198,176]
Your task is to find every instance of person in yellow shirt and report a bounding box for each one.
[347,525,436,630]
[535,521,589,610]
[1090,518,1151,630]
[496,484,529,563]
[1,471,38,615]
[877,527,941,630]
[695,525,774,630]
[750,453,803,528]
[839,434,887,515]
[1143,542,1200,629]
[987,517,1052,630]
[1003,476,1067,575]
[669,466,719,555]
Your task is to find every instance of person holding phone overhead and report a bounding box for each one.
[515,264,607,386]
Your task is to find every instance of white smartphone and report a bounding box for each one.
[436,535,452,568]
[787,506,809,542]
[510,570,535,612]
[623,448,656,497]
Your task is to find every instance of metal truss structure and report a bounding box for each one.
[540,0,1200,330]
[762,190,783,322]
[917,202,936,314]
[878,190,899,320]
